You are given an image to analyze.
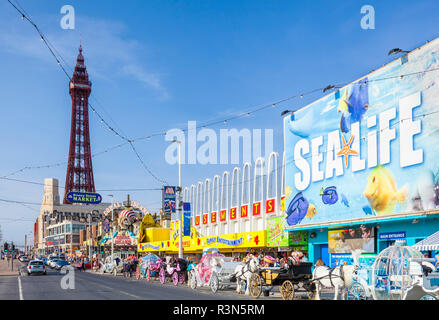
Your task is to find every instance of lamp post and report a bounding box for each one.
[172,139,183,259]
[88,213,92,263]
[108,194,114,262]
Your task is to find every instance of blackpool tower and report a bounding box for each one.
[63,44,95,203]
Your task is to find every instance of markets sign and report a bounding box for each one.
[379,231,406,240]
[66,192,102,204]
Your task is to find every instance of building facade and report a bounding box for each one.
[34,178,109,256]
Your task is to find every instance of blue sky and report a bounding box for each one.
[0,0,438,244]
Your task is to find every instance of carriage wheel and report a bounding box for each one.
[280,281,295,300]
[346,283,367,300]
[210,273,219,293]
[179,273,186,284]
[420,294,438,300]
[306,282,316,300]
[159,268,166,284]
[249,273,262,299]
[172,272,179,286]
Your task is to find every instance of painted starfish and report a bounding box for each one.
[337,135,358,168]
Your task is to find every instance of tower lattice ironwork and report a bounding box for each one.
[63,45,95,203]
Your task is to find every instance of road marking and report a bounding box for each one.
[83,277,142,299]
[18,276,23,300]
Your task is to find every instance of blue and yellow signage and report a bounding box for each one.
[66,192,102,204]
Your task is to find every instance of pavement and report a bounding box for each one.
[0,259,19,276]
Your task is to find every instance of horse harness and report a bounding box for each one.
[314,265,345,287]
[234,260,254,279]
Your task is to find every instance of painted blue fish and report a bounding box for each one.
[287,108,314,138]
[362,205,374,216]
[286,193,309,226]
[338,78,369,133]
[320,186,339,205]
[341,193,350,207]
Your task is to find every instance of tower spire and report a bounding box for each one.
[63,43,95,203]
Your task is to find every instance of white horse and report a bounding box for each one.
[312,249,362,300]
[234,256,260,295]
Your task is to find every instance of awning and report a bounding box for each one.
[412,231,439,251]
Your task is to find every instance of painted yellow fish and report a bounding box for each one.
[305,203,317,219]
[363,165,408,216]
[285,185,293,199]
[337,89,350,113]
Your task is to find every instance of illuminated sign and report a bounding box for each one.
[266,199,275,214]
[252,202,261,216]
[240,205,249,218]
[220,210,227,222]
[230,207,237,220]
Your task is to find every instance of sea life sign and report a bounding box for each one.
[283,38,439,227]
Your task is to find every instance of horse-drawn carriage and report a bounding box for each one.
[99,256,124,276]
[136,254,161,280]
[249,259,315,300]
[189,253,243,293]
[159,256,189,285]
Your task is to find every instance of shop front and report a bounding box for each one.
[138,226,267,259]
[287,211,439,267]
[267,216,309,258]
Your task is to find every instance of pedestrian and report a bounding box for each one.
[81,258,85,271]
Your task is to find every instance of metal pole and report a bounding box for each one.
[178,141,183,259]
[88,213,91,263]
[110,196,114,262]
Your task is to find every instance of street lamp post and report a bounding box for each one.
[172,139,183,259]
[88,213,92,263]
[108,195,114,262]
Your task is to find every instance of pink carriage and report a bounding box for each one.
[189,253,225,290]
[159,256,189,285]
[145,255,163,281]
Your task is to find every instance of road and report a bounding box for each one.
[0,261,333,300]
[0,264,259,300]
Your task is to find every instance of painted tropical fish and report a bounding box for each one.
[362,205,374,216]
[305,204,317,219]
[337,78,369,133]
[363,165,408,216]
[341,193,350,207]
[320,186,339,205]
[286,193,310,226]
[287,108,314,138]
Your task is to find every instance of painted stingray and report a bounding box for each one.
[320,186,339,205]
[286,192,309,226]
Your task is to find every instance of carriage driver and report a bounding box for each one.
[288,251,304,267]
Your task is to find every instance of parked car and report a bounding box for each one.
[18,256,29,263]
[26,260,47,276]
[54,260,70,270]
[49,259,62,269]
